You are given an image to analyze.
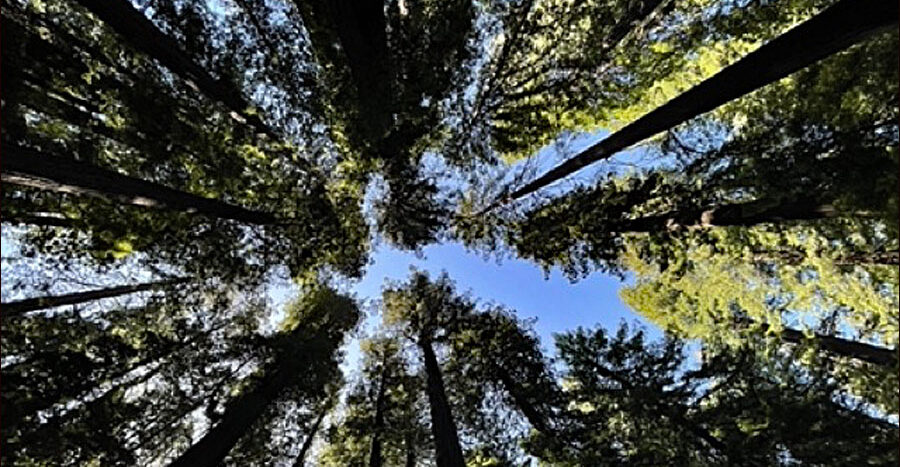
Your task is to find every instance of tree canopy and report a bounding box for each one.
[2,0,897,464]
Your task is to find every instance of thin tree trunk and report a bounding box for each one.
[168,361,297,467]
[618,197,840,234]
[1,278,188,318]
[1,212,73,228]
[419,338,465,467]
[368,363,389,467]
[780,327,896,367]
[496,367,551,435]
[501,0,897,205]
[404,430,416,467]
[833,249,900,266]
[71,0,276,138]
[294,404,328,467]
[753,248,900,267]
[741,318,898,367]
[2,144,276,224]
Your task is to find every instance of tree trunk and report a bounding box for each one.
[2,143,276,224]
[738,318,898,367]
[404,430,417,467]
[368,364,389,467]
[617,197,840,234]
[168,361,297,467]
[419,339,465,467]
[294,0,393,138]
[2,278,188,318]
[496,367,551,435]
[70,0,275,138]
[294,404,328,467]
[1,212,74,228]
[502,0,897,204]
[780,327,896,367]
[833,249,900,266]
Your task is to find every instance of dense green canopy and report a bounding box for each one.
[2,0,896,464]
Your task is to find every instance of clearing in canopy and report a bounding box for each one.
[1,0,897,464]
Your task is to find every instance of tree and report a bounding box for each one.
[71,0,277,138]
[2,144,277,224]
[494,24,898,278]
[620,229,899,412]
[3,0,370,283]
[497,0,897,205]
[1,277,187,317]
[383,272,471,467]
[317,336,432,467]
[1,280,269,465]
[170,287,359,466]
[525,324,899,465]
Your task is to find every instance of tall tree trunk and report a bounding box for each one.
[619,197,840,234]
[71,0,276,138]
[780,327,896,367]
[419,338,465,467]
[368,364,389,467]
[740,318,897,367]
[2,278,188,318]
[495,367,551,434]
[2,144,276,224]
[404,430,417,467]
[1,212,73,228]
[294,404,328,467]
[168,359,299,467]
[294,0,392,138]
[833,249,900,266]
[501,0,897,205]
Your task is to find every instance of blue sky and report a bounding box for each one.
[350,241,657,353]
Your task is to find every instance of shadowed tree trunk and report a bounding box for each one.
[1,278,188,318]
[404,430,416,467]
[168,357,303,467]
[1,213,74,228]
[495,367,551,434]
[2,144,276,224]
[419,337,465,467]
[619,197,841,233]
[501,0,898,205]
[294,0,393,138]
[294,404,328,467]
[738,318,897,367]
[368,362,389,467]
[71,0,276,138]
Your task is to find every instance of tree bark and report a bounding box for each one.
[2,143,276,224]
[1,278,188,318]
[368,364,389,467]
[780,327,896,367]
[295,0,392,138]
[1,212,74,228]
[168,361,296,467]
[618,197,840,234]
[496,367,551,435]
[70,0,276,138]
[294,404,328,467]
[502,0,898,205]
[419,339,465,467]
[404,430,417,467]
[833,249,900,266]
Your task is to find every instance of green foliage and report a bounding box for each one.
[525,324,899,465]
